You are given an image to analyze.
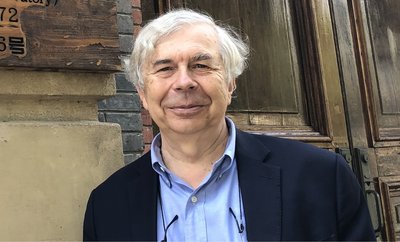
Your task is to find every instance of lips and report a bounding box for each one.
[167,104,207,117]
[172,104,202,109]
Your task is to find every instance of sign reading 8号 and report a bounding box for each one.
[0,0,120,72]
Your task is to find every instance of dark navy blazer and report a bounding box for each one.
[83,129,376,241]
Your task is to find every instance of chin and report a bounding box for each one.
[167,120,209,135]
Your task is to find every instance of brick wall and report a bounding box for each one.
[98,0,153,165]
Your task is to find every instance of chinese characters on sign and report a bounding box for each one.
[0,0,120,72]
[0,1,57,59]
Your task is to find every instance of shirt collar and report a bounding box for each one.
[150,117,237,186]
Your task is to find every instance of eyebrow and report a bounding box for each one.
[152,59,172,67]
[152,53,213,67]
[191,53,212,62]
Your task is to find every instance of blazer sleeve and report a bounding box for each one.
[83,191,97,241]
[335,154,376,241]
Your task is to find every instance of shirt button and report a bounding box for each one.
[191,196,198,203]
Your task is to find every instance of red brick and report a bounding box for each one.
[144,144,151,153]
[132,0,141,8]
[132,8,142,25]
[133,25,141,37]
[141,109,153,126]
[143,126,154,143]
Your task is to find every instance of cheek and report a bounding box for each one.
[211,73,231,99]
[143,77,159,98]
[209,82,232,105]
[143,82,170,107]
[217,80,232,102]
[224,91,232,105]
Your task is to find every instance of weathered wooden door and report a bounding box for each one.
[331,0,400,240]
[147,0,400,240]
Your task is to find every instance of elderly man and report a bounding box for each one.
[83,9,375,241]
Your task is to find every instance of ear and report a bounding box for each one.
[227,79,236,105]
[228,79,236,94]
[136,86,149,110]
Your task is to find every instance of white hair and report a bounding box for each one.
[125,9,249,89]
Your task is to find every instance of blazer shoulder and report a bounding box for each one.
[93,152,153,193]
[238,129,332,154]
[236,129,341,168]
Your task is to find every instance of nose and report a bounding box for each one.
[173,67,198,91]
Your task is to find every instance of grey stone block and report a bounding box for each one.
[122,132,144,152]
[117,0,132,14]
[98,93,141,111]
[119,34,133,54]
[105,113,142,132]
[115,73,135,91]
[117,14,133,34]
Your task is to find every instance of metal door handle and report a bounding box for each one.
[366,189,383,236]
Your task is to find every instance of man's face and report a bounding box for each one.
[138,24,235,135]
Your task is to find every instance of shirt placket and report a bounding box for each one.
[184,189,206,241]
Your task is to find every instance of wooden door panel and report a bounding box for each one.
[237,0,300,113]
[365,0,400,115]
[380,177,400,241]
[376,147,400,177]
[347,0,400,239]
[184,0,240,23]
[361,0,400,142]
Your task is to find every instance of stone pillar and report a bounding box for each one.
[0,70,124,240]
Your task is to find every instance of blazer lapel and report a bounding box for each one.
[127,152,159,241]
[236,130,282,241]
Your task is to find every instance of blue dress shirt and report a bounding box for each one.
[151,118,248,241]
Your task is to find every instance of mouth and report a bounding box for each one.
[167,104,206,117]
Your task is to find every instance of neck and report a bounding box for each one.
[160,119,229,188]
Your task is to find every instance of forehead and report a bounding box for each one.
[151,24,220,61]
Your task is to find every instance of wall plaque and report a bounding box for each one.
[0,0,121,72]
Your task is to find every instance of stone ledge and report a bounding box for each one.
[0,70,116,98]
[0,99,99,121]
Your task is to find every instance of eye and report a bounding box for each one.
[156,66,174,73]
[192,64,210,69]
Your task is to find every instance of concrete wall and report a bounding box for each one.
[0,71,124,240]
